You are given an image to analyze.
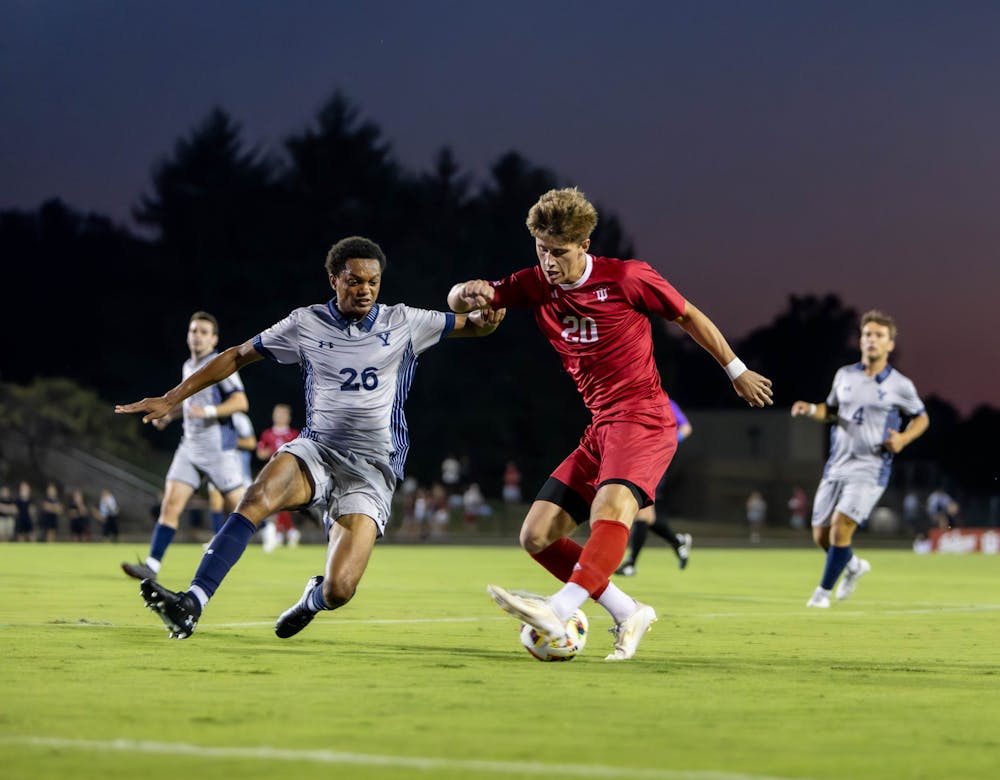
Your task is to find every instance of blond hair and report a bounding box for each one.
[860,309,898,340]
[525,188,598,245]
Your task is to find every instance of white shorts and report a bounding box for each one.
[165,441,249,495]
[279,438,396,538]
[811,479,885,528]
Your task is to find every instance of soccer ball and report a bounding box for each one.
[519,609,588,661]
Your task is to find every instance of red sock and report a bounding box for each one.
[532,537,614,599]
[531,538,583,582]
[568,519,630,595]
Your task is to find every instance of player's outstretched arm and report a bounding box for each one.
[674,302,773,408]
[791,400,829,421]
[115,339,263,424]
[449,307,507,339]
[448,280,495,313]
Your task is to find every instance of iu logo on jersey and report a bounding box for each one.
[595,287,609,302]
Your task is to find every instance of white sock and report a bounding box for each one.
[597,582,640,624]
[846,555,860,574]
[188,584,209,609]
[145,557,162,573]
[549,582,589,622]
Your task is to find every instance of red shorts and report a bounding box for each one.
[550,405,677,506]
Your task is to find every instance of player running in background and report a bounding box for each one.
[615,398,694,576]
[792,309,929,608]
[255,403,302,551]
[121,312,250,581]
[449,187,773,660]
[207,411,256,536]
[116,236,504,639]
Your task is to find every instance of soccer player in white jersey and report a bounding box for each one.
[116,236,504,639]
[792,309,929,608]
[121,312,250,581]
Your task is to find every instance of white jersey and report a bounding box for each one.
[180,352,247,457]
[822,363,925,486]
[252,301,455,479]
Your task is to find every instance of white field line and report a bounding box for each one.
[5,601,997,630]
[0,735,813,780]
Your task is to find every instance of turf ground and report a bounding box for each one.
[1,542,997,780]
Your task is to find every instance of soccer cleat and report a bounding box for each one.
[676,533,693,570]
[140,579,201,639]
[605,602,657,661]
[614,563,636,577]
[806,587,831,608]
[835,558,871,601]
[121,558,156,581]
[486,585,567,641]
[275,575,324,639]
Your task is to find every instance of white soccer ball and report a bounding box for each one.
[519,609,588,661]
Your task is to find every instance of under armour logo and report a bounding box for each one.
[376,331,392,346]
[595,287,609,302]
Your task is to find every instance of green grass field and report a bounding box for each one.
[1,542,997,780]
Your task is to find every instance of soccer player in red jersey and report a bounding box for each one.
[448,188,773,660]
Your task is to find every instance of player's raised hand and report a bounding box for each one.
[733,370,774,408]
[459,280,494,309]
[115,396,172,424]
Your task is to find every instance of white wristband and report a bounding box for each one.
[203,405,218,419]
[724,357,747,381]
[809,403,817,416]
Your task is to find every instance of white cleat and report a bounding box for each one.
[835,558,871,601]
[486,584,567,641]
[605,603,657,661]
[806,587,831,608]
[676,533,692,570]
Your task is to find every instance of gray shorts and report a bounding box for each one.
[279,438,396,538]
[165,441,249,495]
[811,479,885,527]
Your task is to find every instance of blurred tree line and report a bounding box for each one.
[1,92,995,500]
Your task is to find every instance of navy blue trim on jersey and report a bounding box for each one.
[326,300,380,332]
[300,356,317,436]
[875,364,893,383]
[439,312,456,341]
[252,334,278,362]
[389,341,419,479]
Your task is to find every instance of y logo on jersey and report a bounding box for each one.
[375,331,392,347]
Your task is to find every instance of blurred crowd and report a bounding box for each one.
[0,479,120,543]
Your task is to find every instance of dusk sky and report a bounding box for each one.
[2,1,998,415]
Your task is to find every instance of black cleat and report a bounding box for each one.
[275,575,324,639]
[122,559,157,581]
[140,579,201,639]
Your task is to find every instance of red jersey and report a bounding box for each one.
[490,255,686,416]
[259,425,299,457]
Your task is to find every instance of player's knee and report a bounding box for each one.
[519,525,551,554]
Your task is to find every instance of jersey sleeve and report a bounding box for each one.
[896,376,926,417]
[404,306,455,355]
[489,267,547,309]
[231,411,254,438]
[253,309,303,365]
[217,369,245,398]
[620,261,686,319]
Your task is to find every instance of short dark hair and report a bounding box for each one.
[190,311,219,335]
[325,236,387,276]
